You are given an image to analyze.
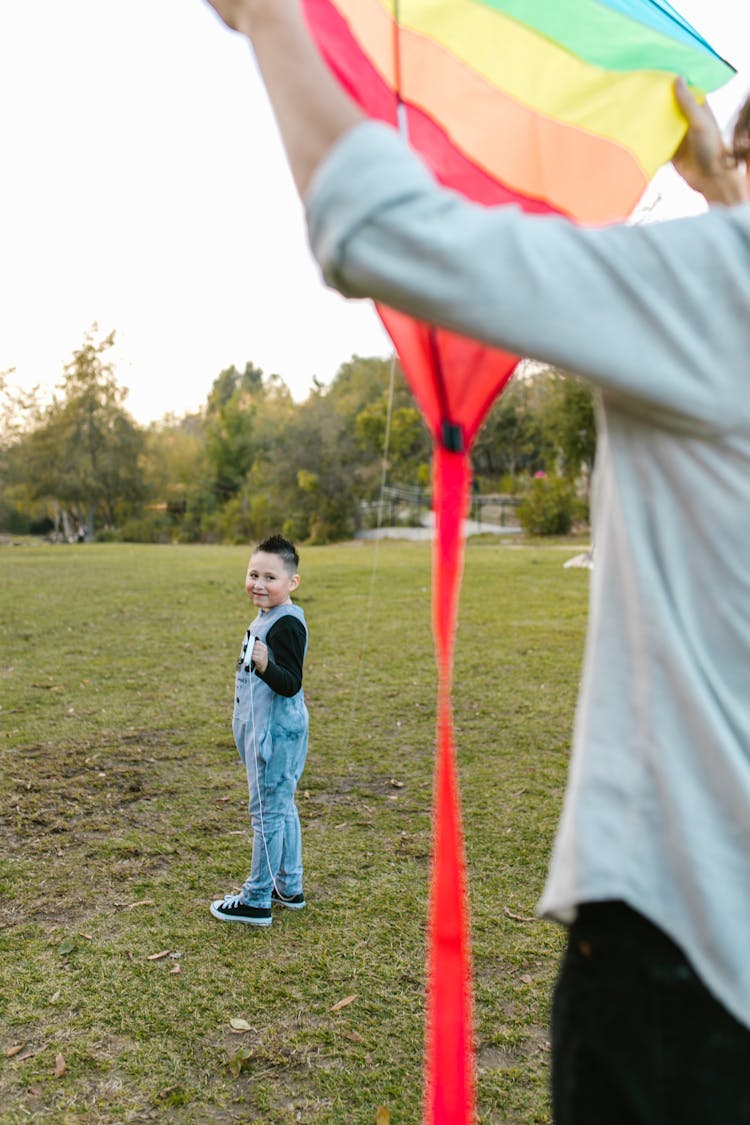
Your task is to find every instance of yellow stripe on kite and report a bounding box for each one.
[401,26,649,221]
[335,0,674,220]
[341,0,689,170]
[393,0,687,168]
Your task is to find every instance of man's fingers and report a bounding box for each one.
[673,76,699,123]
[673,77,718,133]
[204,0,248,34]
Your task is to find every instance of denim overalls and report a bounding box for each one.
[233,602,308,907]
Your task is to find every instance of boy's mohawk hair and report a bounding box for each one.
[256,534,299,572]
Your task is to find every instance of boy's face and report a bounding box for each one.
[245,550,299,610]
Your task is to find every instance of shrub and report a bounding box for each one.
[119,512,174,543]
[517,475,576,536]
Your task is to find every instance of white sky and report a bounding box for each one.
[0,1,747,424]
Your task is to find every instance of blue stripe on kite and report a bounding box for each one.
[647,0,733,59]
[594,0,733,65]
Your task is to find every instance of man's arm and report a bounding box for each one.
[204,0,364,195]
[306,122,750,429]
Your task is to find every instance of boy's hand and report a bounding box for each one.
[251,639,269,674]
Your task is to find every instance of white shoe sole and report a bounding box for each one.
[210,900,272,926]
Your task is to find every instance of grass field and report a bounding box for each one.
[0,539,589,1124]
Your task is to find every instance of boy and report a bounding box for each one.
[211,534,309,926]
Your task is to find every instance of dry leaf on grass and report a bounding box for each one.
[5,1045,25,1058]
[170,963,181,975]
[54,1053,66,1078]
[146,950,171,962]
[330,994,358,1012]
[126,900,154,910]
[229,1018,253,1032]
[50,990,61,1003]
[157,1085,181,1100]
[520,974,533,985]
[503,907,536,923]
[376,1106,391,1124]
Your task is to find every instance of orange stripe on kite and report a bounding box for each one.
[303,0,566,213]
[399,28,649,223]
[328,0,652,222]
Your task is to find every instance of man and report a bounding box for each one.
[204,2,750,1120]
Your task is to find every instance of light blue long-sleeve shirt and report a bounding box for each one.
[306,122,750,1028]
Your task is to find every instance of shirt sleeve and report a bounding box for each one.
[255,616,306,697]
[306,122,750,434]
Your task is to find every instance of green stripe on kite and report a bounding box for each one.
[466,0,734,86]
[345,0,719,219]
[595,0,731,58]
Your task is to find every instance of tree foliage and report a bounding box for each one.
[2,329,145,537]
[1,339,596,542]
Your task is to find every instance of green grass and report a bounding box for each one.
[0,539,589,1123]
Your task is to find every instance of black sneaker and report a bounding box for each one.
[271,888,306,910]
[210,894,272,926]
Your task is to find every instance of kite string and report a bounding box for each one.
[346,349,398,731]
[243,340,396,894]
[392,0,408,138]
[392,0,403,105]
[391,2,459,455]
[245,632,297,903]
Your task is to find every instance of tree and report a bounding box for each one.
[0,371,46,533]
[540,370,597,481]
[355,398,431,483]
[203,363,295,505]
[238,357,398,544]
[8,328,145,537]
[472,372,551,483]
[471,364,596,497]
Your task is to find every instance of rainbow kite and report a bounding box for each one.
[301,1,734,1121]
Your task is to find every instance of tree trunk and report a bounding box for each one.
[61,509,74,543]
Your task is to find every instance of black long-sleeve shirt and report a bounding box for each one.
[254,615,306,697]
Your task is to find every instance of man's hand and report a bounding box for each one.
[201,0,362,196]
[672,77,748,205]
[203,0,265,37]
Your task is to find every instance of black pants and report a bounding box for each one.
[551,901,750,1125]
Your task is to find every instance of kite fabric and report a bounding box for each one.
[300,1,735,1121]
[303,0,733,223]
